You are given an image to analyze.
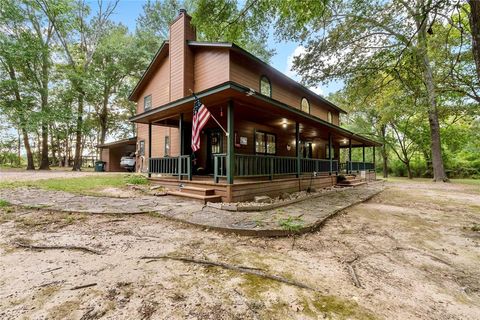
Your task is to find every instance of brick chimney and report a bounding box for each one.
[169,9,196,101]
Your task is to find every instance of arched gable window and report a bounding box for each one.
[301,97,310,113]
[259,75,271,97]
[327,111,332,123]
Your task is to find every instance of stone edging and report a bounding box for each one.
[207,180,384,212]
[166,187,384,237]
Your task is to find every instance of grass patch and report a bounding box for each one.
[471,223,480,232]
[278,216,304,232]
[0,199,10,207]
[124,174,149,185]
[311,295,376,320]
[0,174,149,196]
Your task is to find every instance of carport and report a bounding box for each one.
[97,137,137,172]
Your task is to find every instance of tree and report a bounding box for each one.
[287,0,453,181]
[37,0,119,170]
[0,0,55,170]
[468,0,480,81]
[136,0,274,62]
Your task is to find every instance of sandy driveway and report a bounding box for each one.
[0,179,479,319]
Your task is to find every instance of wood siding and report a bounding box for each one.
[136,123,180,172]
[229,51,340,126]
[193,48,230,92]
[136,56,170,112]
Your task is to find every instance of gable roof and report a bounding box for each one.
[187,41,347,114]
[128,41,169,101]
[128,39,347,114]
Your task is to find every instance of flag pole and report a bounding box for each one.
[189,89,229,136]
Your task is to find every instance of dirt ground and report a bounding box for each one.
[0,179,479,319]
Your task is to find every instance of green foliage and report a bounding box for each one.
[124,174,149,185]
[278,216,304,232]
[0,199,11,208]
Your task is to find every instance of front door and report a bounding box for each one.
[206,129,223,174]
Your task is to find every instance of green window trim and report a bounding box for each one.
[259,75,272,98]
[144,95,152,111]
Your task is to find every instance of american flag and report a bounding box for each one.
[191,96,211,152]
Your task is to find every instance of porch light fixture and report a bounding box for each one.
[342,138,348,144]
[282,119,287,128]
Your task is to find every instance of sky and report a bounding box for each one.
[91,0,342,96]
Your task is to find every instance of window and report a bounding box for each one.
[164,136,170,156]
[327,111,332,123]
[301,97,310,113]
[255,131,276,155]
[138,140,145,156]
[144,95,152,111]
[259,75,271,97]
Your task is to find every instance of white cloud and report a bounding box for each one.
[285,46,324,96]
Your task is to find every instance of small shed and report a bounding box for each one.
[97,137,137,172]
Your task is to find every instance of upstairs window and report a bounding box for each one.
[260,75,271,97]
[301,97,310,113]
[144,95,152,111]
[327,111,332,123]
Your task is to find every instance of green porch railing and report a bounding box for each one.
[213,154,338,183]
[149,155,192,180]
[301,158,338,173]
[345,161,375,172]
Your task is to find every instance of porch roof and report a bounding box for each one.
[129,81,381,147]
[96,137,137,149]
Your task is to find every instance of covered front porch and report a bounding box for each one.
[130,82,379,202]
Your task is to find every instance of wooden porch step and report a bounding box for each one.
[179,186,215,196]
[167,191,222,204]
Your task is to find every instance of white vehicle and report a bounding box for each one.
[120,152,136,172]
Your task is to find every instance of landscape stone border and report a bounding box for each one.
[0,182,385,237]
[207,180,384,212]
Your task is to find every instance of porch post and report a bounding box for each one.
[179,113,184,155]
[328,133,333,175]
[226,101,235,184]
[295,122,301,178]
[348,138,352,174]
[373,146,376,170]
[362,145,365,171]
[148,122,152,178]
[178,114,184,181]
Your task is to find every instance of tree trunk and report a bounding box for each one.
[49,127,57,166]
[99,88,109,145]
[469,0,480,82]
[380,125,388,178]
[39,123,49,169]
[6,62,35,170]
[406,161,413,179]
[39,54,50,170]
[72,94,84,171]
[417,18,448,182]
[22,128,35,170]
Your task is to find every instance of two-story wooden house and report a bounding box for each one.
[128,9,379,202]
